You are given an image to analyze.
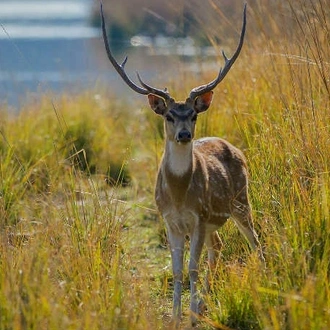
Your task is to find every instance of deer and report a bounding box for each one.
[101,3,264,328]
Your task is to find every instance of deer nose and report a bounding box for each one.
[177,130,192,143]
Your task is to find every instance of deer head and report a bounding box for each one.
[147,92,213,144]
[100,3,247,145]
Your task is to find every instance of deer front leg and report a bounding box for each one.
[189,224,205,327]
[167,229,185,328]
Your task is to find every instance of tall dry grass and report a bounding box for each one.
[1,0,329,329]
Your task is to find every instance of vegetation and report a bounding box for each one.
[95,0,252,45]
[1,0,329,329]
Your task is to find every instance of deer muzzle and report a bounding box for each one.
[177,129,192,143]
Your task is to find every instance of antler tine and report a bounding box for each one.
[137,73,171,100]
[101,3,148,95]
[101,3,171,100]
[188,3,247,101]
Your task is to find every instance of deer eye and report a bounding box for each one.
[165,115,174,123]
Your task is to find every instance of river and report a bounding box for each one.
[0,0,209,110]
[0,0,113,109]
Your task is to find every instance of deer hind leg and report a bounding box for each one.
[230,197,265,262]
[204,230,222,291]
[197,230,223,316]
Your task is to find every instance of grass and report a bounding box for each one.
[1,0,330,329]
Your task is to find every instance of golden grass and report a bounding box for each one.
[1,0,329,329]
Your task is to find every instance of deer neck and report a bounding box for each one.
[164,140,193,176]
[161,140,193,204]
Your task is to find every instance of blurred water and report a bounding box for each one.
[0,0,107,109]
[0,0,98,39]
[0,0,208,110]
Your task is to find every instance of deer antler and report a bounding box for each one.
[100,3,171,101]
[188,3,247,101]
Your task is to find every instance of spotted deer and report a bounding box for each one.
[101,3,263,328]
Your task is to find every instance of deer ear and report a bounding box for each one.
[194,91,213,113]
[148,94,167,115]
